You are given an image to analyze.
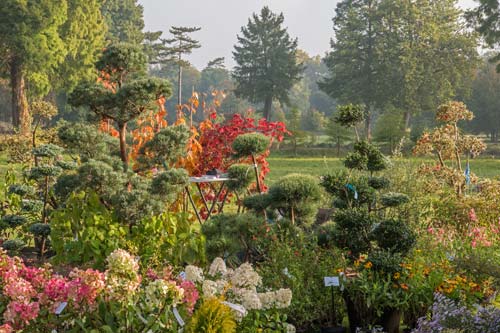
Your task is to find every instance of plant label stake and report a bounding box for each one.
[324,276,340,325]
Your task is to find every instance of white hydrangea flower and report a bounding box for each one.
[185,265,204,283]
[258,288,292,309]
[274,288,292,308]
[209,257,227,277]
[239,289,262,310]
[230,262,262,289]
[286,323,296,333]
[202,279,227,298]
[202,280,218,298]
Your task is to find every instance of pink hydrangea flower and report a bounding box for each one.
[180,280,199,314]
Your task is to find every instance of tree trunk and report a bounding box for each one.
[118,122,129,169]
[178,63,183,106]
[404,111,411,131]
[263,96,273,121]
[10,57,30,135]
[365,107,372,142]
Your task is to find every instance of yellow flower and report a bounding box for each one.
[393,272,401,280]
[364,261,373,269]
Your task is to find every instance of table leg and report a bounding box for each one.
[186,186,203,224]
[207,183,226,220]
[196,183,210,212]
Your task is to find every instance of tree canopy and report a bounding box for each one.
[232,6,303,121]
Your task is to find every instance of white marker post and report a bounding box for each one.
[324,276,340,325]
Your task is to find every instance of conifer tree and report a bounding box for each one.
[162,26,202,106]
[232,6,303,121]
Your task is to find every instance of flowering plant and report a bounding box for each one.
[184,258,295,332]
[413,293,500,333]
[0,249,199,333]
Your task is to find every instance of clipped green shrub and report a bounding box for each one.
[372,219,416,255]
[32,144,63,158]
[242,194,272,217]
[334,104,365,128]
[29,223,51,237]
[368,176,390,190]
[1,215,27,228]
[232,133,270,158]
[331,209,374,257]
[380,192,410,207]
[201,213,270,265]
[150,168,189,197]
[226,164,254,192]
[267,173,322,226]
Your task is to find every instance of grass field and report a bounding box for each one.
[267,156,500,183]
[1,154,500,184]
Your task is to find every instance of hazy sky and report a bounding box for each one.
[139,0,478,70]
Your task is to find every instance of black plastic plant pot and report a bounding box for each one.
[321,327,346,333]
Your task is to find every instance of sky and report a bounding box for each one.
[139,0,478,70]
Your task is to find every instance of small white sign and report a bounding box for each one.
[324,276,340,287]
[222,301,247,315]
[178,271,186,281]
[173,307,185,326]
[55,302,68,315]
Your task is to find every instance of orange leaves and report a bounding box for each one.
[100,118,119,137]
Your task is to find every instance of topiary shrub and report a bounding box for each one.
[2,239,25,255]
[1,215,27,228]
[380,192,410,207]
[267,173,322,226]
[368,176,390,190]
[150,168,189,198]
[371,219,416,255]
[201,213,270,265]
[331,209,374,258]
[232,133,270,158]
[138,125,190,168]
[226,164,254,192]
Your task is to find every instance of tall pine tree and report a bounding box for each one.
[162,26,201,106]
[232,6,303,121]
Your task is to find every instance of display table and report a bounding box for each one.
[186,175,233,223]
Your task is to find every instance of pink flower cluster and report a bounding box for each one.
[0,249,201,331]
[0,250,104,330]
[180,280,199,314]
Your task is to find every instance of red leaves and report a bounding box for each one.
[196,113,289,189]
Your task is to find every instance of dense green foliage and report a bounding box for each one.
[233,6,303,121]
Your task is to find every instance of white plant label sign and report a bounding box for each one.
[324,276,340,287]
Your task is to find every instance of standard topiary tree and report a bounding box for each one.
[232,132,270,193]
[267,173,322,226]
[69,43,172,170]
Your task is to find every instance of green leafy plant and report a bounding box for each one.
[186,298,237,333]
[50,191,126,269]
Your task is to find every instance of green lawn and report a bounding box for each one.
[267,156,500,183]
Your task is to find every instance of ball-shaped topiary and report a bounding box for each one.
[29,223,51,237]
[226,164,254,192]
[267,173,322,226]
[232,133,270,158]
[334,104,365,128]
[371,218,416,255]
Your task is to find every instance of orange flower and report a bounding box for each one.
[364,261,373,269]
